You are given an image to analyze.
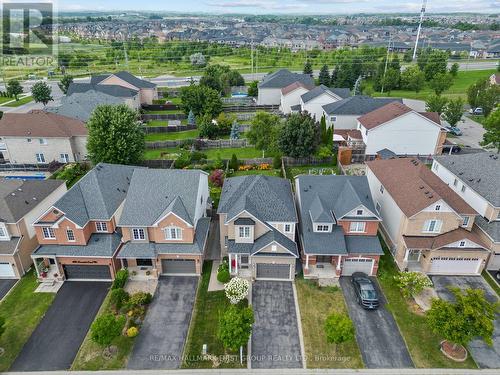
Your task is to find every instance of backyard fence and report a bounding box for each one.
[0,162,62,172]
[282,156,334,166]
[142,124,196,134]
[145,138,249,150]
[223,104,279,113]
[142,103,178,111]
[140,159,175,169]
[141,113,187,121]
[222,97,254,105]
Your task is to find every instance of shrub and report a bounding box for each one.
[224,277,250,304]
[109,288,129,310]
[273,155,282,169]
[112,269,129,289]
[129,292,153,307]
[126,326,139,338]
[90,313,126,347]
[218,305,254,351]
[318,145,333,159]
[324,312,355,344]
[209,169,224,187]
[217,268,230,283]
[394,271,433,299]
[229,154,239,170]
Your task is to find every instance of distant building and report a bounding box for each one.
[258,69,314,106]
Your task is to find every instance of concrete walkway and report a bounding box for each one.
[207,260,225,291]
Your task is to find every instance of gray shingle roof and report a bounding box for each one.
[117,217,210,257]
[259,69,314,89]
[234,217,255,225]
[33,232,121,257]
[296,175,380,255]
[301,85,351,104]
[50,163,136,227]
[67,83,138,98]
[119,169,206,226]
[218,175,297,224]
[47,90,124,122]
[91,71,156,89]
[475,216,500,242]
[345,236,384,255]
[0,237,21,255]
[331,88,351,99]
[322,96,403,115]
[0,179,65,223]
[228,227,298,257]
[434,153,500,207]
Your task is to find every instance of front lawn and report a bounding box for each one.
[4,95,33,107]
[71,290,136,370]
[145,129,199,142]
[183,261,246,369]
[482,270,500,297]
[377,235,477,368]
[0,96,14,105]
[295,278,363,369]
[0,270,55,371]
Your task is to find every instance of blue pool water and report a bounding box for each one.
[4,174,46,180]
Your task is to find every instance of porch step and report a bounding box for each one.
[318,278,340,287]
[41,279,55,286]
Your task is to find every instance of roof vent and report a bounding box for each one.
[11,193,15,196]
[17,188,22,192]
[24,200,29,204]
[458,172,463,175]
[424,191,429,194]
[428,194,433,198]
[419,186,424,189]
[477,178,481,183]
[304,188,309,192]
[32,197,37,200]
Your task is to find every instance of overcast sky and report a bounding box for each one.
[58,0,500,14]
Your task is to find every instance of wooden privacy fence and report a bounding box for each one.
[142,124,196,134]
[141,113,187,121]
[145,138,249,150]
[223,105,279,113]
[282,156,334,166]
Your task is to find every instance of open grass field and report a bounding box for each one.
[0,271,55,372]
[370,69,496,101]
[183,261,246,369]
[296,278,363,369]
[377,235,477,369]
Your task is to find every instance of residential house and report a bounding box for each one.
[432,153,500,270]
[258,69,315,105]
[67,83,141,110]
[116,168,210,277]
[47,90,127,122]
[366,158,489,275]
[322,96,403,130]
[295,175,383,281]
[280,81,314,115]
[0,179,66,279]
[0,111,88,164]
[218,175,299,281]
[31,163,135,281]
[299,85,351,121]
[357,102,446,156]
[90,70,158,105]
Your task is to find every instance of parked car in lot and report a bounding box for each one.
[445,126,463,136]
[469,107,483,115]
[351,272,380,310]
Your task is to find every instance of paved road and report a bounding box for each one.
[251,281,302,369]
[128,276,198,370]
[431,276,500,369]
[11,281,109,371]
[0,279,16,300]
[340,277,414,369]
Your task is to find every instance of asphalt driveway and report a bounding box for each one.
[251,281,302,369]
[11,281,109,371]
[431,275,500,369]
[340,277,414,369]
[0,279,16,300]
[127,276,198,370]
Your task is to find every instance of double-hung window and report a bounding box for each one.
[462,216,470,227]
[35,153,45,163]
[239,226,251,238]
[95,222,108,232]
[165,226,182,240]
[349,222,366,233]
[132,228,145,240]
[316,225,329,232]
[284,224,292,233]
[424,220,442,233]
[42,227,56,239]
[0,225,8,240]
[66,228,75,241]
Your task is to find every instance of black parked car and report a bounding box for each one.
[351,272,379,310]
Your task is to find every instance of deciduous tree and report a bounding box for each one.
[58,74,74,94]
[31,81,53,106]
[443,98,464,126]
[247,112,281,157]
[400,66,425,93]
[180,84,222,118]
[6,79,23,100]
[481,107,500,153]
[218,305,254,351]
[425,94,449,115]
[429,73,453,95]
[278,113,320,158]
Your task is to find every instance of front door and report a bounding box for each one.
[407,249,421,262]
[317,255,331,263]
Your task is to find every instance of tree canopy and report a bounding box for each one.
[247,112,281,157]
[278,113,320,158]
[31,81,53,106]
[481,107,500,153]
[180,84,222,118]
[6,79,23,100]
[217,305,254,351]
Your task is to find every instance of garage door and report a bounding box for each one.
[342,258,374,276]
[0,263,15,278]
[161,259,196,275]
[256,263,291,280]
[487,253,500,270]
[63,265,111,280]
[429,257,481,275]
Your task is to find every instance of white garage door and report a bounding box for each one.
[0,263,15,278]
[342,258,374,276]
[429,257,481,275]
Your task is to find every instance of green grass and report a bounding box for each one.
[71,290,135,370]
[144,109,184,115]
[0,270,55,371]
[145,129,199,142]
[146,120,168,127]
[468,115,486,125]
[143,148,181,160]
[370,69,496,101]
[295,278,363,369]
[183,261,246,369]
[0,96,14,105]
[230,169,281,177]
[377,235,477,369]
[4,96,33,107]
[163,97,182,105]
[482,270,500,297]
[204,147,261,160]
[288,164,338,181]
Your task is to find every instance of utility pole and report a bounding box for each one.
[250,40,254,80]
[412,0,427,60]
[381,36,392,94]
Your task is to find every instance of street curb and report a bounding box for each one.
[292,282,307,369]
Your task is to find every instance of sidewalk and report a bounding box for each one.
[208,260,225,292]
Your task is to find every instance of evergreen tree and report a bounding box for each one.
[330,66,339,86]
[318,65,331,86]
[303,60,313,76]
[230,120,240,140]
[187,110,196,126]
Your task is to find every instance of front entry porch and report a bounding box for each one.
[303,254,342,280]
[404,248,423,272]
[120,258,158,280]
